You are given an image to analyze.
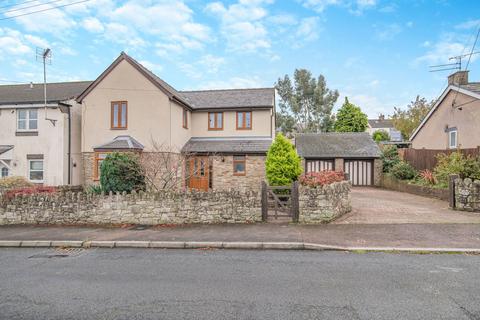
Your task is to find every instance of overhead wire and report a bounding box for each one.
[0,0,90,20]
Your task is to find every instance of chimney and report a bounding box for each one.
[448,70,469,86]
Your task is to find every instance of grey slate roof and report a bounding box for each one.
[295,133,381,158]
[0,81,92,105]
[182,137,272,154]
[94,136,144,150]
[180,88,274,110]
[368,119,394,129]
[460,82,480,95]
[0,145,13,155]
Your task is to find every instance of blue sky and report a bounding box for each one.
[0,0,479,117]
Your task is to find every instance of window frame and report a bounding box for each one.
[448,129,458,149]
[183,108,188,129]
[236,111,252,130]
[110,101,128,130]
[233,155,246,176]
[94,152,111,180]
[208,112,224,131]
[17,109,38,132]
[28,159,44,183]
[1,167,8,178]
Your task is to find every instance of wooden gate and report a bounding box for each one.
[261,181,299,222]
[188,156,209,191]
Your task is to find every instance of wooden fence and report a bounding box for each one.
[399,147,480,171]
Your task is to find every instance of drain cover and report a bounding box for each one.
[129,225,150,231]
[29,248,85,259]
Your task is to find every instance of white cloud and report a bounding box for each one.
[302,0,376,14]
[24,35,50,49]
[296,17,320,42]
[375,23,402,41]
[103,22,146,47]
[199,54,225,73]
[139,60,163,73]
[415,40,466,65]
[82,17,104,33]
[205,0,272,52]
[455,19,480,30]
[0,28,32,56]
[195,76,265,90]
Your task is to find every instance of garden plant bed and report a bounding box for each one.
[380,174,449,201]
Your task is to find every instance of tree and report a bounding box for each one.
[275,69,339,135]
[372,130,390,143]
[334,97,368,132]
[265,134,303,186]
[100,152,146,193]
[391,95,433,140]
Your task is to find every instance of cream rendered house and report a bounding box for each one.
[77,52,275,191]
[0,81,89,185]
[410,71,480,150]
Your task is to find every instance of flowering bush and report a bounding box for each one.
[299,171,345,187]
[4,186,57,200]
[0,176,33,191]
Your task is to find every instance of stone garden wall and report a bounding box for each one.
[298,181,351,223]
[0,190,262,225]
[454,178,480,212]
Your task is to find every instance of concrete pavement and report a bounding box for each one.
[1,248,479,319]
[1,223,480,251]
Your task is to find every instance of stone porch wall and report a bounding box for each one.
[298,181,351,223]
[454,178,480,212]
[0,190,262,225]
[211,155,266,192]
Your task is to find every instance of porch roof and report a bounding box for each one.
[182,137,272,154]
[93,136,144,151]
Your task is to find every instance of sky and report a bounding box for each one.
[0,0,479,117]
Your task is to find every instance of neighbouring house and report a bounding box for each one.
[295,132,382,186]
[77,52,275,191]
[0,81,90,185]
[410,71,480,150]
[367,114,402,142]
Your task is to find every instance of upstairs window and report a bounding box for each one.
[17,109,38,131]
[208,112,223,130]
[236,111,252,130]
[233,155,246,176]
[449,130,457,149]
[111,101,127,129]
[183,109,188,129]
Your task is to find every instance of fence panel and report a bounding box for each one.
[400,147,480,171]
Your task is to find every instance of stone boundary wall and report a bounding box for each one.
[298,181,351,223]
[0,190,262,225]
[453,178,480,212]
[380,174,449,201]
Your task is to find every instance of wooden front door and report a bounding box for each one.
[188,156,209,191]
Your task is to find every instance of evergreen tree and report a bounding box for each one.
[334,97,368,132]
[265,134,303,186]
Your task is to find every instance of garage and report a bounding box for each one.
[295,132,382,186]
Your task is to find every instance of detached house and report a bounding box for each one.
[0,81,89,185]
[77,52,275,191]
[410,71,480,150]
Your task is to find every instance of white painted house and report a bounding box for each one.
[0,81,90,185]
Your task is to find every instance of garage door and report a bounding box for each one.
[306,159,334,172]
[344,160,373,186]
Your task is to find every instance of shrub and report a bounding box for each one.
[87,185,103,195]
[372,130,390,143]
[0,176,33,191]
[100,152,146,193]
[299,171,345,187]
[390,161,416,180]
[4,186,57,200]
[380,145,400,173]
[434,152,480,187]
[419,169,436,185]
[265,134,303,186]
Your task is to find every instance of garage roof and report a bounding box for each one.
[295,132,381,158]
